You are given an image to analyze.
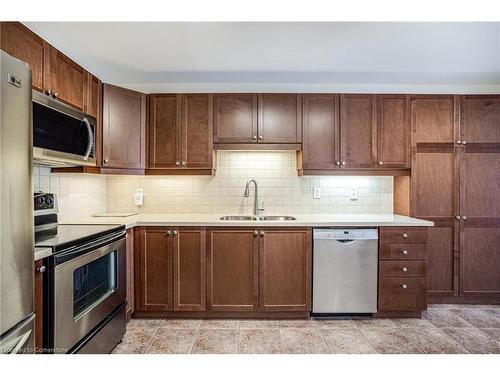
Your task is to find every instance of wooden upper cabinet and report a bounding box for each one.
[258,94,302,143]
[259,228,311,311]
[0,22,49,93]
[48,47,87,111]
[214,94,257,143]
[339,94,377,168]
[301,94,339,170]
[411,95,458,147]
[181,94,213,169]
[103,84,146,169]
[461,96,500,145]
[207,229,259,311]
[173,227,206,311]
[85,72,101,119]
[149,94,181,168]
[377,95,410,168]
[136,228,172,312]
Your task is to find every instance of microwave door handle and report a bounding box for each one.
[82,117,93,161]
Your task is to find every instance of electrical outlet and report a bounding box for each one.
[313,187,321,199]
[350,188,358,201]
[134,188,144,206]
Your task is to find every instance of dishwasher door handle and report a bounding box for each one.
[336,239,356,244]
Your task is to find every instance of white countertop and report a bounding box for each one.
[61,213,433,229]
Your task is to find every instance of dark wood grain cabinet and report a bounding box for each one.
[259,228,311,311]
[213,93,301,146]
[34,260,45,352]
[126,229,135,319]
[135,227,206,314]
[103,84,146,170]
[378,227,428,316]
[149,94,213,172]
[461,96,500,145]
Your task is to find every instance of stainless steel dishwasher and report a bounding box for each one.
[312,228,378,314]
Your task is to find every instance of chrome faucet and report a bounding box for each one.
[244,179,263,216]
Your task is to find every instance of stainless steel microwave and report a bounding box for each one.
[32,90,96,167]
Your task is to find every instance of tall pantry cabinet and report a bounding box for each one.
[411,95,500,303]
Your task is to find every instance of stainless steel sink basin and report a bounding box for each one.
[220,215,258,221]
[219,215,297,221]
[259,216,297,221]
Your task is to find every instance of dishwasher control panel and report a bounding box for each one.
[313,228,378,240]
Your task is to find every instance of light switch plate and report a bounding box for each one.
[313,187,321,199]
[134,188,144,206]
[350,188,358,201]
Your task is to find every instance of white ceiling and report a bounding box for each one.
[24,22,500,93]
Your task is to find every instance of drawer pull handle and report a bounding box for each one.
[401,267,408,272]
[401,250,408,255]
[402,233,408,238]
[401,284,408,289]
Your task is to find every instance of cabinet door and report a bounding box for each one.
[207,229,258,311]
[136,228,172,312]
[85,72,101,119]
[427,220,459,298]
[461,95,500,146]
[258,94,301,143]
[411,148,458,219]
[301,94,339,170]
[181,94,213,169]
[103,84,146,169]
[149,94,181,168]
[48,47,87,111]
[377,95,410,168]
[34,260,44,351]
[339,94,377,168]
[410,95,458,147]
[0,22,49,92]
[461,223,500,297]
[214,94,257,143]
[259,228,311,311]
[126,229,135,319]
[173,227,206,311]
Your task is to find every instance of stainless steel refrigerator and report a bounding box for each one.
[0,50,35,354]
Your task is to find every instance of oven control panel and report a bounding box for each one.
[34,192,56,211]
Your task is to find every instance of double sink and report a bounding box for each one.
[220,215,296,221]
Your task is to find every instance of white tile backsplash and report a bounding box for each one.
[106,151,393,215]
[33,166,107,222]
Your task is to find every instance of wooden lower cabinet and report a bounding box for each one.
[377,227,428,317]
[207,228,259,311]
[135,227,206,314]
[259,228,311,311]
[125,229,135,319]
[34,260,45,352]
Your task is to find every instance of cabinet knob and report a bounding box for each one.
[455,215,461,220]
[258,135,263,140]
[53,92,59,99]
[401,284,408,289]
[341,161,346,166]
[172,230,178,235]
[252,135,257,140]
[378,161,384,166]
[175,161,180,166]
[401,250,408,255]
[462,216,467,220]
[103,158,108,164]
[402,233,408,238]
[456,140,462,145]
[401,267,408,272]
[181,161,186,166]
[260,230,265,236]
[36,265,46,273]
[253,230,258,236]
[45,89,52,96]
[335,161,341,166]
[166,230,171,235]
[462,140,467,145]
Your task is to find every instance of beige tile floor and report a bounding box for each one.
[112,304,500,354]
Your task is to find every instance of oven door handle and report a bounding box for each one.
[54,230,126,266]
[82,117,94,161]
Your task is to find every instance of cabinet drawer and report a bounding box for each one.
[380,227,428,243]
[379,243,427,260]
[379,261,427,277]
[378,277,427,311]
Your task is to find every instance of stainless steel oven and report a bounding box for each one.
[47,229,126,353]
[32,90,96,167]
